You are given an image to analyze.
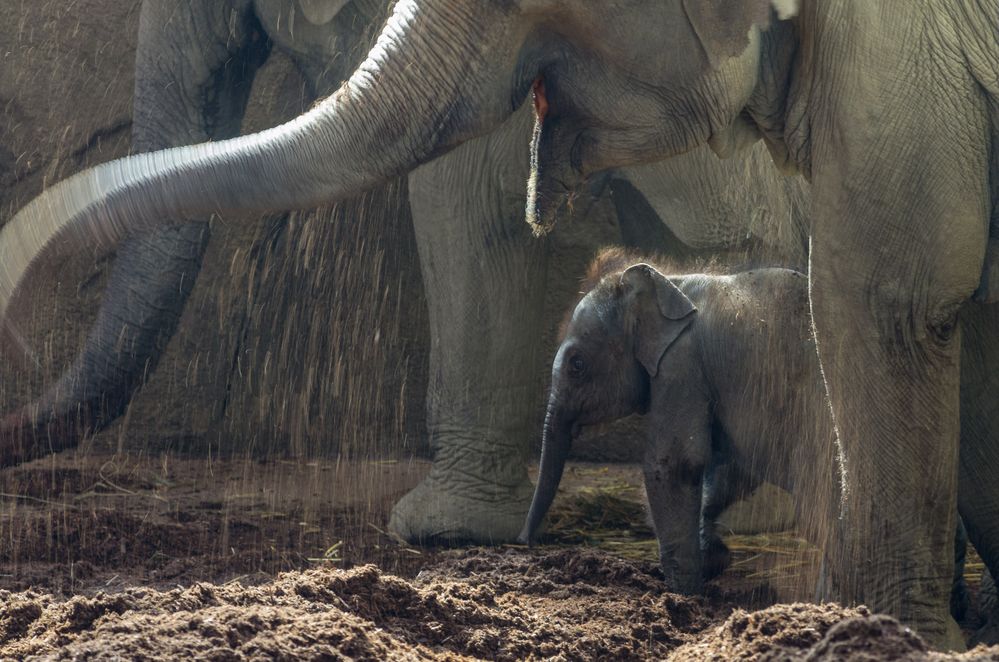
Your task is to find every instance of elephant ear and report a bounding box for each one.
[621,264,697,378]
[681,0,798,69]
[298,0,350,26]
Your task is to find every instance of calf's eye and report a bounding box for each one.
[570,355,586,374]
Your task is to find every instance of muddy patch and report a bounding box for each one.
[1,453,996,660]
[2,549,997,660]
[0,451,432,595]
[0,548,712,660]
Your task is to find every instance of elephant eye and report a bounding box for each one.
[569,355,586,376]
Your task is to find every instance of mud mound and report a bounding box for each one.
[2,549,998,660]
[4,594,448,661]
[672,603,871,660]
[804,614,931,661]
[0,548,715,660]
[670,603,999,661]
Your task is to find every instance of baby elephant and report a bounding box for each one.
[517,249,842,594]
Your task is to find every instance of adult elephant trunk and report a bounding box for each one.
[0,225,207,464]
[0,0,533,356]
[518,403,576,545]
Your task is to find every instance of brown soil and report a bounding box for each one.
[0,450,436,595]
[1,452,997,660]
[3,550,999,661]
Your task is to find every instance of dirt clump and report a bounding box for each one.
[670,602,999,661]
[3,454,999,659]
[3,547,999,660]
[0,548,715,661]
[672,602,870,660]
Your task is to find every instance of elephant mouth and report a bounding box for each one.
[527,139,589,237]
[532,76,549,121]
[528,178,580,236]
[526,76,589,236]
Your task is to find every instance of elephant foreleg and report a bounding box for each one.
[804,26,990,647]
[389,108,547,543]
[810,245,968,649]
[808,163,986,650]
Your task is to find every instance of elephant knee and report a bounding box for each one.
[811,267,968,368]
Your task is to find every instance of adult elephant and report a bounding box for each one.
[0,0,807,542]
[9,0,988,646]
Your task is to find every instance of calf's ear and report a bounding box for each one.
[681,0,798,69]
[621,264,697,377]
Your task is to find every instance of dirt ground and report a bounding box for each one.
[0,452,996,660]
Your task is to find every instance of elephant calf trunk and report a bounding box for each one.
[518,408,575,545]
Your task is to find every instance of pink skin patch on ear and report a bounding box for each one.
[532,76,548,121]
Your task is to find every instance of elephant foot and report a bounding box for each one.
[701,534,731,581]
[388,472,534,545]
[970,570,999,646]
[970,619,999,647]
[941,616,967,652]
[917,614,967,652]
[660,564,703,596]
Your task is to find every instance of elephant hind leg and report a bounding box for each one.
[0,223,209,464]
[971,570,999,646]
[699,459,756,581]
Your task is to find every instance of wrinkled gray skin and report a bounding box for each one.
[0,0,808,544]
[2,0,996,646]
[519,262,972,619]
[520,266,836,594]
[959,301,999,643]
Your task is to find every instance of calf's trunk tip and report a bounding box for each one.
[518,410,575,545]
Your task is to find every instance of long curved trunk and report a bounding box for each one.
[518,403,575,544]
[0,224,209,461]
[0,0,531,332]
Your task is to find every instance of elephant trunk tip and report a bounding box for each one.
[516,528,535,547]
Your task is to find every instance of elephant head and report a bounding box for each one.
[518,260,697,544]
[0,0,795,336]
